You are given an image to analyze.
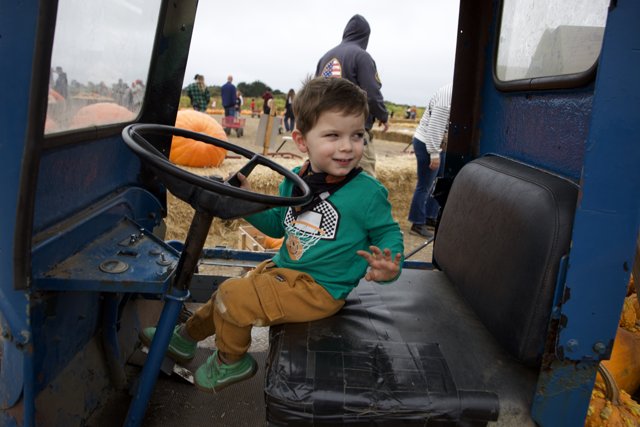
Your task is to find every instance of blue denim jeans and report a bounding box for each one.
[407,138,445,225]
[284,115,295,132]
[224,106,235,117]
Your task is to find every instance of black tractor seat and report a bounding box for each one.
[264,156,578,426]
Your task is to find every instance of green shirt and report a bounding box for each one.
[246,170,404,300]
[186,83,210,112]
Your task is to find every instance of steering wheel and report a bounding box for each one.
[122,123,312,219]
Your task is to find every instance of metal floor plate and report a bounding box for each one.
[86,349,267,427]
[142,349,267,427]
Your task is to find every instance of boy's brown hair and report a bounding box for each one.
[293,77,369,135]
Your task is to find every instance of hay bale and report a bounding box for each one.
[164,158,299,248]
[164,156,417,249]
[376,156,417,229]
[390,118,419,125]
[372,129,413,143]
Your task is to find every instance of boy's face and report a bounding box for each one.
[292,110,366,176]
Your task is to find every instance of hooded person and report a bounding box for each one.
[315,14,389,177]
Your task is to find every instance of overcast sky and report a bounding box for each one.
[184,1,460,107]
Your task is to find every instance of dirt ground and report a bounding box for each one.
[164,114,433,263]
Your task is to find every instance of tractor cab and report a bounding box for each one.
[1,1,639,426]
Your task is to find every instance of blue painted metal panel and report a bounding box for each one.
[28,189,168,392]
[33,217,178,293]
[0,340,23,410]
[33,136,142,233]
[480,90,593,180]
[30,292,102,393]
[31,187,164,275]
[532,1,640,425]
[0,0,41,416]
[533,360,598,427]
[556,0,640,365]
[199,246,434,271]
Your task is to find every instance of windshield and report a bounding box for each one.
[45,0,161,134]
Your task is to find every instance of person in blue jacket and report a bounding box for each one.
[316,14,389,177]
[220,75,236,117]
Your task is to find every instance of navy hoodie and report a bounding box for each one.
[316,15,389,130]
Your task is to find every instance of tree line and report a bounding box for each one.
[182,79,422,117]
[183,80,282,98]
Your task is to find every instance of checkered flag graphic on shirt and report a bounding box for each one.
[321,58,342,78]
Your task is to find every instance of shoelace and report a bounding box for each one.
[206,354,221,380]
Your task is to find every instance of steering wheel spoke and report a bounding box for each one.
[225,155,260,187]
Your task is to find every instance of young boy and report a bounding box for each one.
[141,77,404,393]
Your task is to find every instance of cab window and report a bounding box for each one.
[496,0,609,83]
[46,0,161,134]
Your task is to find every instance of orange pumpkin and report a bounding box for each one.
[619,295,639,331]
[170,110,227,167]
[44,116,59,133]
[599,327,640,395]
[48,88,65,103]
[70,102,136,129]
[586,365,640,426]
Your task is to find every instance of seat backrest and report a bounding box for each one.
[434,155,578,366]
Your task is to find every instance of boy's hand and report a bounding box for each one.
[356,245,402,282]
[229,172,251,190]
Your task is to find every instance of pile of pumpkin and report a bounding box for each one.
[585,273,640,426]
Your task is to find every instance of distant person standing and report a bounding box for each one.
[262,89,273,115]
[54,66,68,99]
[250,98,257,117]
[407,83,453,238]
[235,90,244,118]
[122,83,133,110]
[221,75,237,117]
[262,88,273,115]
[131,79,145,111]
[114,78,126,105]
[186,74,211,112]
[315,14,389,177]
[283,88,295,132]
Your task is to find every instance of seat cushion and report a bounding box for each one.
[434,156,578,365]
[265,271,538,426]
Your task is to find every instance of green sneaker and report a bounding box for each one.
[139,325,196,364]
[194,350,257,393]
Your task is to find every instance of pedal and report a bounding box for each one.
[129,346,194,383]
[129,346,176,376]
[172,363,194,384]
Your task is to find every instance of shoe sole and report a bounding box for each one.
[409,229,433,238]
[194,361,258,394]
[138,331,195,365]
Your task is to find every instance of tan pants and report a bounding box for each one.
[359,136,377,178]
[185,260,344,360]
